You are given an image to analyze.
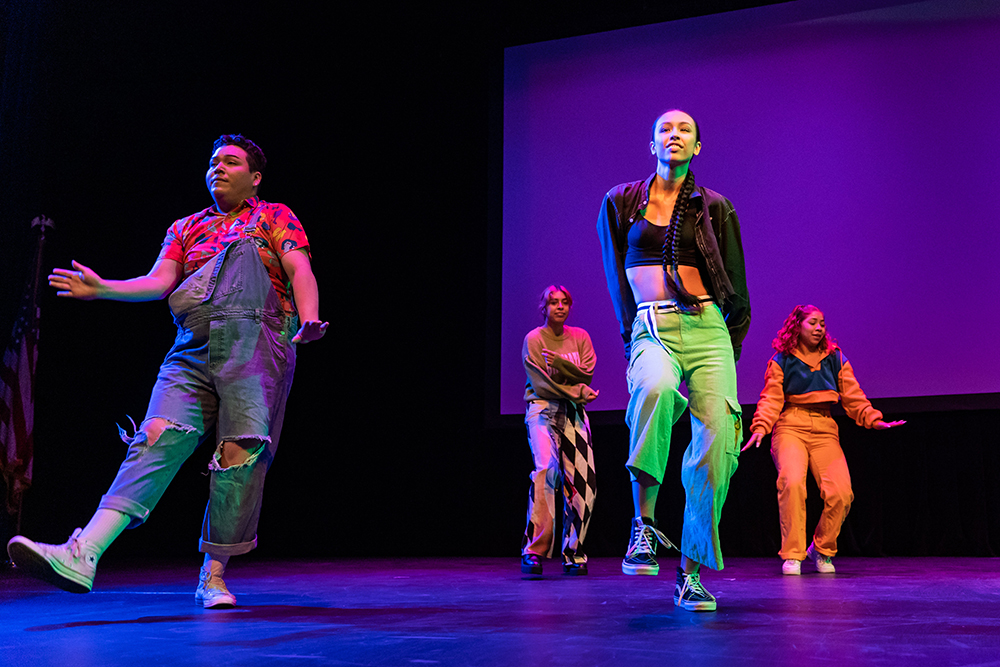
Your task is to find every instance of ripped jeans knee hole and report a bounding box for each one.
[209,438,268,472]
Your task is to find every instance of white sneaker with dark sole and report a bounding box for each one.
[195,568,237,608]
[6,529,99,593]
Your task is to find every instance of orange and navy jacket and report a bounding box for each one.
[749,347,883,435]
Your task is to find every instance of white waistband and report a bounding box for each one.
[637,296,714,310]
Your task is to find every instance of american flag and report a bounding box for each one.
[0,215,51,518]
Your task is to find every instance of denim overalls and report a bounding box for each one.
[98,212,298,556]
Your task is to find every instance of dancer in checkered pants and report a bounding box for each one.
[520,285,598,576]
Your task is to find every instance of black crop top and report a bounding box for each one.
[624,215,699,269]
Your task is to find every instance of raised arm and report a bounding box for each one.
[281,248,328,344]
[49,257,183,302]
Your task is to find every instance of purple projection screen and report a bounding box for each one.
[500,0,1000,414]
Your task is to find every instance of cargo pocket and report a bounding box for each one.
[726,396,743,455]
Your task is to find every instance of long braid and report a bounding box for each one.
[661,171,702,312]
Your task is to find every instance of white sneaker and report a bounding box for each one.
[195,567,237,608]
[782,559,801,575]
[807,542,835,574]
[6,529,99,593]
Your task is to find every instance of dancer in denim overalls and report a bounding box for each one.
[8,135,327,608]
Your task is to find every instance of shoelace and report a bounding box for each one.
[208,578,230,592]
[678,572,711,599]
[627,523,677,556]
[200,568,231,592]
[67,528,86,559]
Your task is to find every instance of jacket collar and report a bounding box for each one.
[640,172,703,205]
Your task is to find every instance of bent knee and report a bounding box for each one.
[132,417,198,447]
[824,486,854,508]
[637,373,682,399]
[532,464,561,490]
[776,473,808,493]
[210,437,268,471]
[143,418,169,446]
[632,380,686,418]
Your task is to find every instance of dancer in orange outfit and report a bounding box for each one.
[742,305,904,574]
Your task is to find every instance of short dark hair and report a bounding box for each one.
[213,134,267,176]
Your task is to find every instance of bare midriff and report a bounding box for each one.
[626,264,709,305]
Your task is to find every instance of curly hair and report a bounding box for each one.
[213,134,267,176]
[772,305,837,354]
[538,284,573,322]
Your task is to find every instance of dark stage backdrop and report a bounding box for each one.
[499,0,1000,414]
[0,2,368,559]
[2,1,998,561]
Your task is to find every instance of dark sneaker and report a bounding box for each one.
[806,542,835,574]
[674,567,717,612]
[521,553,543,575]
[622,517,676,575]
[563,552,588,576]
[195,567,237,608]
[7,529,99,593]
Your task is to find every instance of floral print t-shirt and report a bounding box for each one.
[157,197,310,316]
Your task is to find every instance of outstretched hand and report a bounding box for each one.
[873,419,906,430]
[49,260,102,300]
[292,319,328,344]
[741,431,765,452]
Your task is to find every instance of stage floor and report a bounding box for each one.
[2,557,999,666]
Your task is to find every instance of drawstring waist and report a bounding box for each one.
[636,296,715,312]
[637,297,715,355]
